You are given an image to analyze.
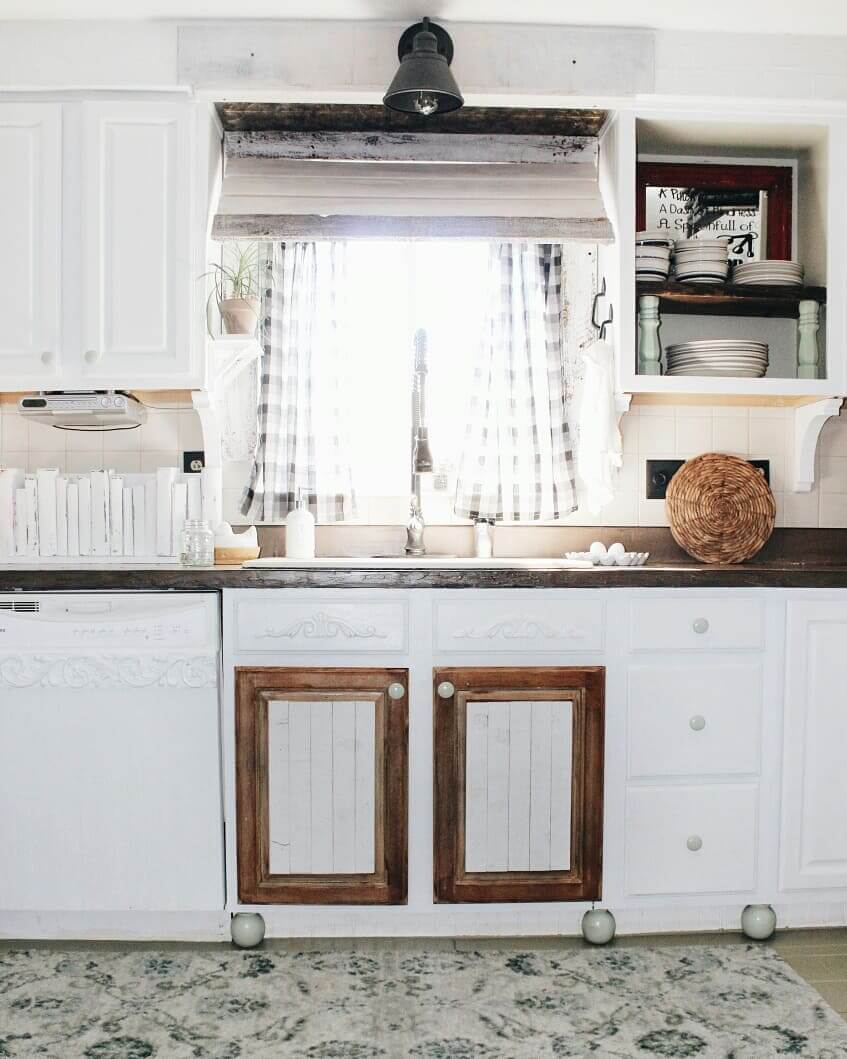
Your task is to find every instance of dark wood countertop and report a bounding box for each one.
[1,561,847,591]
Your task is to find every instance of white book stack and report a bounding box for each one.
[0,468,214,563]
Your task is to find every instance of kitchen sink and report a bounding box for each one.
[242,555,595,569]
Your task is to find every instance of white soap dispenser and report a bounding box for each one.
[285,490,315,559]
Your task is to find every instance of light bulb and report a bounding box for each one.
[414,93,439,116]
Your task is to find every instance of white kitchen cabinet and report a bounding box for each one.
[79,102,195,387]
[0,103,62,385]
[780,600,847,891]
[0,99,199,392]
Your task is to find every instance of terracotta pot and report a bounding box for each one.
[219,296,260,336]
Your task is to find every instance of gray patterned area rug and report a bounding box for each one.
[1,943,846,1058]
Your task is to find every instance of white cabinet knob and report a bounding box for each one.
[692,617,710,635]
[437,681,455,700]
[686,835,703,852]
[689,715,706,731]
[84,349,101,365]
[40,351,54,367]
[387,682,405,701]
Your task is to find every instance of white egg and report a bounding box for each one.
[589,541,607,559]
[608,542,626,558]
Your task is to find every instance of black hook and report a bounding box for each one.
[591,277,614,340]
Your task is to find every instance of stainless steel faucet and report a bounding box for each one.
[406,328,433,555]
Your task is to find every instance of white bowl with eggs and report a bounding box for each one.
[565,542,650,567]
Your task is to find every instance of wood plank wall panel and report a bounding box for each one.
[464,700,573,873]
[434,666,604,904]
[267,699,376,875]
[235,667,407,905]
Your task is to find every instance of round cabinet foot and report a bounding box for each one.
[741,903,777,941]
[231,912,266,948]
[581,908,616,945]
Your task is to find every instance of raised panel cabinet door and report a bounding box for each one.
[80,102,193,385]
[781,601,847,890]
[434,666,604,903]
[235,667,408,904]
[0,103,61,386]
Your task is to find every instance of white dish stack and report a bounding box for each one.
[732,260,805,287]
[635,230,673,281]
[665,340,769,378]
[672,238,730,285]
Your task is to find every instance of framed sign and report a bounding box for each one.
[637,161,793,263]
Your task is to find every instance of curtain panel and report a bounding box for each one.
[453,242,577,521]
[241,242,357,522]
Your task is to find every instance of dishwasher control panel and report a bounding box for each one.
[0,593,218,650]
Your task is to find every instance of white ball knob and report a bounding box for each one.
[686,835,703,852]
[692,617,710,635]
[689,715,706,731]
[387,682,405,701]
[230,912,265,948]
[437,681,455,700]
[40,351,54,367]
[741,903,777,940]
[581,908,616,945]
[84,349,101,365]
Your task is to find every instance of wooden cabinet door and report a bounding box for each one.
[434,666,604,902]
[0,103,62,388]
[235,667,408,904]
[781,601,847,890]
[79,102,194,386]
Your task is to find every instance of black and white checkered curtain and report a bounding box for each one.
[241,242,357,522]
[453,243,577,521]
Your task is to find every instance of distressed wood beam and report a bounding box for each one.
[212,213,613,243]
[224,130,598,166]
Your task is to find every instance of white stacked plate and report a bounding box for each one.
[733,260,804,287]
[672,238,729,284]
[636,242,671,281]
[636,230,675,249]
[665,339,768,378]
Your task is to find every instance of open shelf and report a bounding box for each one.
[635,281,826,318]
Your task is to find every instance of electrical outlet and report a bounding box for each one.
[646,458,770,499]
[183,450,205,474]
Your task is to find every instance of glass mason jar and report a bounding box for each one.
[180,519,214,567]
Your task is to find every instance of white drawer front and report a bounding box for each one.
[625,784,758,896]
[630,599,764,652]
[628,664,762,779]
[435,599,604,653]
[234,599,407,653]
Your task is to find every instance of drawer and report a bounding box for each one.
[630,598,764,652]
[625,784,758,896]
[435,598,604,653]
[628,663,762,778]
[234,599,407,653]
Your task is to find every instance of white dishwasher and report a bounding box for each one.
[0,593,224,913]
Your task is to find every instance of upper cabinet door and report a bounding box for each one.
[80,102,195,386]
[0,104,62,386]
[781,600,847,891]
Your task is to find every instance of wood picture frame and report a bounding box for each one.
[235,666,408,905]
[636,160,793,261]
[433,666,605,903]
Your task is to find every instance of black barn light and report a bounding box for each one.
[383,17,464,116]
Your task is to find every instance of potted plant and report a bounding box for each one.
[202,243,262,336]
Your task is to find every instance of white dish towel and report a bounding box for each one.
[576,338,623,515]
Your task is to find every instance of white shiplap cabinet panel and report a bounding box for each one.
[0,103,61,384]
[781,602,847,890]
[465,700,572,873]
[81,102,193,385]
[268,699,376,875]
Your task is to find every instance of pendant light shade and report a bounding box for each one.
[383,17,464,116]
